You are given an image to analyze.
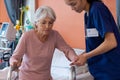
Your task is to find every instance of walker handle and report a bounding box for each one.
[7,66,14,80]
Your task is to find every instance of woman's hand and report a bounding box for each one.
[70,55,79,65]
[70,52,88,66]
[10,61,21,71]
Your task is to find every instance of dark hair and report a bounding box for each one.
[87,0,102,4]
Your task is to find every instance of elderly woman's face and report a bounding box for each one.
[36,16,54,36]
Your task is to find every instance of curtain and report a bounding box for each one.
[4,0,26,51]
[4,0,25,25]
[116,0,120,32]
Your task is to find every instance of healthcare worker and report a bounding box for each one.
[64,0,120,80]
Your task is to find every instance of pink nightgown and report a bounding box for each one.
[10,29,77,80]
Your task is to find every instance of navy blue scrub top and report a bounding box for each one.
[84,1,120,80]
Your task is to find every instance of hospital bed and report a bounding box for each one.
[0,48,94,80]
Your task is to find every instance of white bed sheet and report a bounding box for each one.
[51,67,71,80]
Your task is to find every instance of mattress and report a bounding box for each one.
[51,66,94,80]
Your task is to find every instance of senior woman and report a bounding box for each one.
[10,6,78,80]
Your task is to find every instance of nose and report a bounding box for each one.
[45,24,49,29]
[45,23,52,29]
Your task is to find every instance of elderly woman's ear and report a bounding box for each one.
[34,24,38,31]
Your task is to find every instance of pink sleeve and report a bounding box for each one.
[55,31,77,61]
[10,33,27,64]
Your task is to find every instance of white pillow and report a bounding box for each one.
[51,49,70,68]
[73,48,85,55]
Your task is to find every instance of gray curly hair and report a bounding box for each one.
[34,6,56,23]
